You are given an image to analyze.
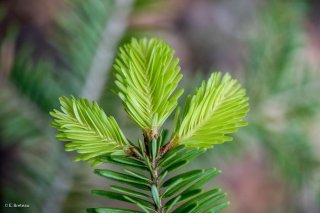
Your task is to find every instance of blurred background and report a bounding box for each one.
[1,0,320,212]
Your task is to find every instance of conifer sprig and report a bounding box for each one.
[171,72,249,148]
[50,96,130,165]
[114,38,184,135]
[50,38,249,212]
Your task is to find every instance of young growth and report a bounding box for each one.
[50,38,249,213]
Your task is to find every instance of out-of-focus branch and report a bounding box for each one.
[0,79,51,139]
[81,0,133,101]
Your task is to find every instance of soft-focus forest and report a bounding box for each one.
[0,0,320,212]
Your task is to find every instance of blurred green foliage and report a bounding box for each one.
[244,0,319,186]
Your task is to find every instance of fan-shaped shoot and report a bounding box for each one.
[50,38,249,213]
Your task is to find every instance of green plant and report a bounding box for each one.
[50,38,249,213]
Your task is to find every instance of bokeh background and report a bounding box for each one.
[1,0,320,212]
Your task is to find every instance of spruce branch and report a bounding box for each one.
[50,96,131,165]
[50,38,249,212]
[171,72,249,148]
[114,38,184,133]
